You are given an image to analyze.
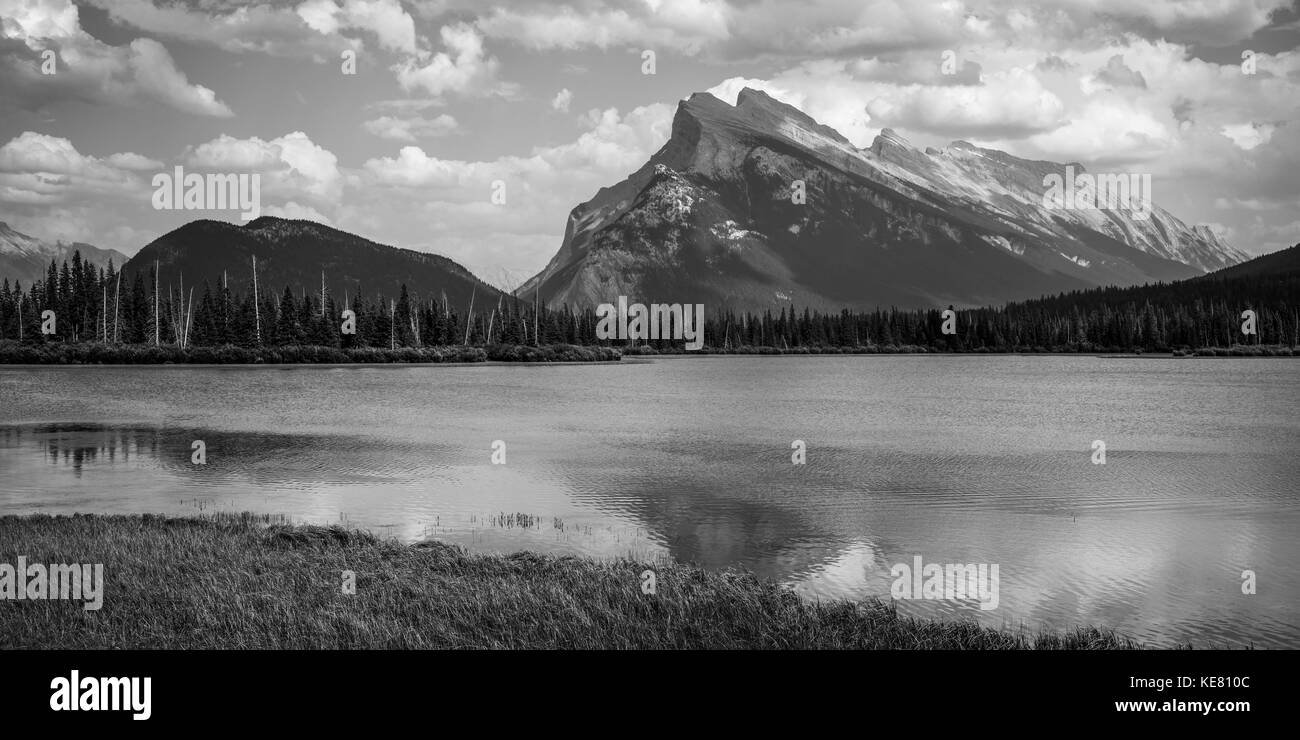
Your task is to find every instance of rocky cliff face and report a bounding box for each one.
[526,88,1246,312]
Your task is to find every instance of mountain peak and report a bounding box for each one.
[527,87,1246,312]
[734,86,786,113]
[870,127,915,156]
[674,87,852,150]
[244,216,286,229]
[0,222,125,283]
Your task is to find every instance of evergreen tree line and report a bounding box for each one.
[1,251,1297,352]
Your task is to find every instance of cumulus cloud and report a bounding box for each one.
[5,0,1298,266]
[866,67,1065,139]
[709,61,1065,146]
[0,131,150,205]
[351,102,674,278]
[296,0,417,54]
[474,0,1287,61]
[66,0,1292,66]
[393,22,517,100]
[551,88,572,112]
[82,0,362,57]
[0,0,78,39]
[1024,99,1170,163]
[0,0,233,116]
[186,132,342,201]
[1220,123,1276,150]
[79,0,502,102]
[1088,54,1148,91]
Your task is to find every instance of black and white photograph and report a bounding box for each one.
[0,0,1295,723]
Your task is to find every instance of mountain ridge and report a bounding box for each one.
[524,88,1245,312]
[124,216,507,309]
[0,221,129,287]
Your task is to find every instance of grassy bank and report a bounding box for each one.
[0,340,620,365]
[0,513,1142,649]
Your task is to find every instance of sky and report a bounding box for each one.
[1,0,1298,288]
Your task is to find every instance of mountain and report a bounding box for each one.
[1199,243,1300,281]
[0,222,129,287]
[997,242,1299,343]
[124,217,507,309]
[525,88,1247,312]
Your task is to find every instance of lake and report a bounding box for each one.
[1,356,1297,647]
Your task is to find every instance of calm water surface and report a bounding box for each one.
[1,356,1296,647]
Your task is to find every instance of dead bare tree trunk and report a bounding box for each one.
[252,256,261,344]
[463,287,475,345]
[153,260,159,346]
[113,271,120,343]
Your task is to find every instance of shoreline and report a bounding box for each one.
[0,513,1150,650]
[1,340,1294,366]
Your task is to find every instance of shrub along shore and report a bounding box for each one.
[621,343,1296,357]
[0,339,1293,364]
[0,513,1145,650]
[0,341,620,364]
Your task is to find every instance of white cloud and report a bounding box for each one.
[1215,197,1285,212]
[352,102,674,277]
[477,1,729,54]
[78,0,1287,64]
[188,135,283,171]
[363,114,459,141]
[105,152,165,170]
[187,132,342,201]
[0,0,79,40]
[0,0,233,117]
[123,38,234,117]
[474,0,1285,60]
[551,88,572,113]
[1220,123,1275,151]
[5,0,1299,269]
[81,0,358,57]
[865,67,1066,139]
[85,0,418,56]
[0,131,149,204]
[709,62,1065,147]
[393,22,517,100]
[296,0,417,54]
[296,0,343,36]
[262,201,334,225]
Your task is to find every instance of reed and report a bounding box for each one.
[0,513,1151,650]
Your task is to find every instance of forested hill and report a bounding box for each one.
[1195,243,1300,282]
[1002,243,1298,313]
[1,241,1296,353]
[977,243,1299,350]
[124,217,507,311]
